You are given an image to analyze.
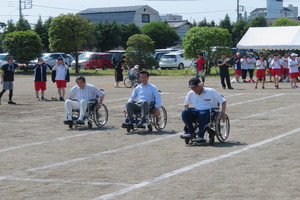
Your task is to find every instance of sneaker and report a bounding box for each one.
[231,78,236,83]
[41,97,47,101]
[247,80,251,82]
[8,101,16,104]
[191,137,206,143]
[228,87,234,89]
[296,85,298,88]
[36,97,41,101]
[180,133,193,139]
[63,120,72,125]
[75,120,85,125]
[254,86,257,89]
[243,80,247,83]
[59,97,65,101]
[262,86,265,89]
[137,121,147,128]
[122,123,134,129]
[222,87,226,89]
[236,80,241,83]
[251,79,255,83]
[275,85,279,89]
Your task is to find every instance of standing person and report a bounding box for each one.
[122,70,161,129]
[52,57,70,101]
[255,54,267,89]
[0,56,26,105]
[240,54,248,83]
[281,52,290,82]
[247,53,256,83]
[217,53,233,89]
[34,58,50,100]
[114,56,129,88]
[288,53,299,88]
[234,52,242,83]
[180,78,227,143]
[64,76,105,125]
[195,53,206,85]
[270,53,282,89]
[267,53,274,82]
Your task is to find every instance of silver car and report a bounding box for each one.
[41,53,70,67]
[159,52,193,69]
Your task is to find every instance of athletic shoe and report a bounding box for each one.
[75,120,85,125]
[63,120,72,124]
[275,85,279,89]
[41,97,47,101]
[8,101,16,104]
[262,86,265,89]
[251,79,255,83]
[228,87,234,89]
[247,80,251,82]
[180,133,193,139]
[191,137,206,143]
[122,123,134,129]
[59,97,65,101]
[36,97,41,101]
[236,80,241,83]
[254,86,257,89]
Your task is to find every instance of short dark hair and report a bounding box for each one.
[7,56,13,61]
[57,57,63,61]
[139,70,149,77]
[76,76,86,83]
[198,53,204,56]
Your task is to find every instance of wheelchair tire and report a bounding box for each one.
[88,121,92,129]
[148,125,153,133]
[68,122,73,129]
[93,103,108,128]
[153,106,167,131]
[124,77,133,88]
[215,113,230,142]
[184,138,190,144]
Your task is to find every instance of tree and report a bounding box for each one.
[271,18,300,26]
[182,27,232,73]
[141,22,179,49]
[48,14,95,73]
[16,17,31,31]
[232,19,249,46]
[119,23,141,49]
[34,16,49,51]
[0,20,16,41]
[248,15,268,27]
[219,14,232,33]
[95,21,121,51]
[198,18,210,27]
[3,30,42,67]
[126,34,157,69]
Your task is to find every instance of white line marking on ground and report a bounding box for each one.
[0,177,132,187]
[94,128,300,200]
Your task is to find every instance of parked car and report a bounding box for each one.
[0,53,9,66]
[40,52,71,67]
[108,50,126,66]
[72,52,113,70]
[159,52,193,69]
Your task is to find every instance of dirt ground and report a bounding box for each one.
[0,74,300,200]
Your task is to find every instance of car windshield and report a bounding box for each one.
[162,55,176,59]
[78,53,92,60]
[41,54,50,59]
[0,55,7,60]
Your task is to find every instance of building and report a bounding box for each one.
[79,5,160,27]
[249,0,298,20]
[166,20,191,42]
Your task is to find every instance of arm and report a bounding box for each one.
[220,101,227,122]
[0,70,3,84]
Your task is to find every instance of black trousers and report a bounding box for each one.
[242,69,248,80]
[220,69,232,88]
[248,69,254,79]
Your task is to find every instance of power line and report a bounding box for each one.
[33,4,82,12]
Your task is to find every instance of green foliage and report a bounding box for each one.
[48,14,95,73]
[126,34,157,69]
[271,18,300,26]
[95,21,121,51]
[34,16,51,52]
[16,17,31,31]
[141,22,179,49]
[119,23,141,49]
[248,15,268,27]
[232,19,249,46]
[198,18,215,27]
[219,14,232,33]
[3,30,42,65]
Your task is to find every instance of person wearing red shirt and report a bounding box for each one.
[195,53,206,85]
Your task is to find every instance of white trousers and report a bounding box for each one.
[65,99,88,120]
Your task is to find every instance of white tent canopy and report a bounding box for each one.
[236,26,300,50]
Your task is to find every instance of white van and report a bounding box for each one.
[159,51,193,69]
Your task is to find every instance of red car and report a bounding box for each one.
[84,53,113,70]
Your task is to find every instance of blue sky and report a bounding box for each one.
[0,0,299,25]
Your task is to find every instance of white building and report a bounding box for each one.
[266,0,283,18]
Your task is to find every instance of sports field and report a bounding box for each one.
[0,75,299,200]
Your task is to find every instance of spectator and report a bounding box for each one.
[270,53,282,89]
[255,54,267,89]
[34,58,50,100]
[247,53,256,83]
[267,53,274,82]
[240,54,248,83]
[233,52,242,83]
[195,53,206,85]
[0,56,26,105]
[217,53,233,89]
[129,65,140,81]
[114,56,129,88]
[52,57,70,101]
[288,53,299,88]
[281,53,290,82]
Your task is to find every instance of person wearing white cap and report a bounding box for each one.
[128,65,140,83]
[288,53,299,88]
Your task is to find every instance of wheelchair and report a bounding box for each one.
[182,108,230,145]
[123,104,167,133]
[123,75,140,88]
[68,99,108,129]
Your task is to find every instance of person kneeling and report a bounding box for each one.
[64,76,105,125]
[181,78,227,143]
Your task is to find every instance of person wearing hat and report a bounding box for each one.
[288,53,299,88]
[270,53,282,89]
[255,54,267,89]
[217,53,234,89]
[195,53,206,85]
[52,57,70,101]
[180,78,227,143]
[0,56,26,105]
[33,58,50,100]
[129,65,140,81]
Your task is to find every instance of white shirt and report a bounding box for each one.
[68,83,104,102]
[256,60,267,70]
[282,57,289,68]
[128,82,162,108]
[271,59,281,69]
[247,57,256,69]
[240,58,248,70]
[55,64,68,80]
[129,68,137,76]
[288,59,299,73]
[184,87,225,110]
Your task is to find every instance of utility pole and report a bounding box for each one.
[19,0,33,20]
[237,0,240,21]
[19,0,22,19]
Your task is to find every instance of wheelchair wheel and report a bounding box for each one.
[215,113,230,142]
[124,77,133,88]
[72,110,81,128]
[153,106,167,131]
[184,138,190,144]
[68,122,74,129]
[93,103,108,128]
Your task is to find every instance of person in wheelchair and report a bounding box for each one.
[122,70,161,129]
[181,78,227,143]
[63,76,105,125]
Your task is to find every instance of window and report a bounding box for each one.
[142,14,150,23]
[90,54,101,60]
